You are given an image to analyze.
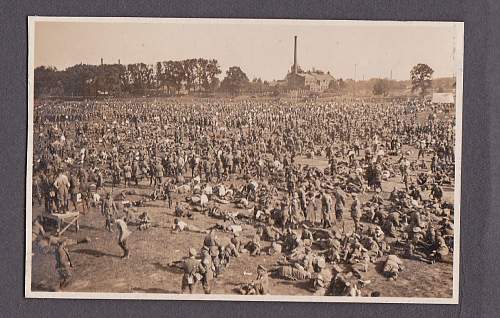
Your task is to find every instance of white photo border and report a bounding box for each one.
[25,16,464,304]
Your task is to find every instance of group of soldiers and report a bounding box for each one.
[31,96,456,295]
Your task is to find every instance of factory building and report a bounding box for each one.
[285,36,334,92]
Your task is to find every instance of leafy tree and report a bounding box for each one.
[410,63,434,96]
[161,61,177,95]
[195,58,209,91]
[372,79,389,96]
[127,63,155,92]
[172,61,185,94]
[100,64,126,94]
[220,66,249,95]
[63,64,99,96]
[205,59,222,91]
[181,59,198,92]
[34,66,63,97]
[155,62,164,88]
[209,77,220,92]
[192,58,221,92]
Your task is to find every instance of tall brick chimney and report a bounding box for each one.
[293,35,298,74]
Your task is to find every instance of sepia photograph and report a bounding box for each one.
[26,17,463,303]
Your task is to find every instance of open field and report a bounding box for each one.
[31,144,454,298]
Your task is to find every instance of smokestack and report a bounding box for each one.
[118,59,121,65]
[293,35,298,74]
[101,58,103,66]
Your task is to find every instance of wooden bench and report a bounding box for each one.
[44,211,80,234]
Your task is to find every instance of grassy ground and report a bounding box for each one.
[31,149,454,298]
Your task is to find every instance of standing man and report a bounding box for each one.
[200,251,215,294]
[116,217,131,259]
[101,192,118,232]
[53,170,70,213]
[54,240,73,289]
[123,162,132,188]
[350,193,362,233]
[164,179,174,209]
[69,172,80,212]
[298,186,308,220]
[181,248,203,294]
[132,159,140,186]
[320,190,333,228]
[252,265,270,295]
[334,188,346,222]
[155,160,165,187]
[430,183,444,202]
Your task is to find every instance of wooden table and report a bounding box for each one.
[44,211,80,234]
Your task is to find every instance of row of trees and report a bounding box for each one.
[34,58,223,97]
[35,61,442,98]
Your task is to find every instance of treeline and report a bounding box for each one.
[34,58,222,98]
[329,77,455,96]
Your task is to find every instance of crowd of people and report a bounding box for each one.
[31,96,456,296]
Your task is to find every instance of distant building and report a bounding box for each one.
[284,36,334,92]
[287,72,334,92]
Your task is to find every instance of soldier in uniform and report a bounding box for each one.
[200,251,215,294]
[181,248,203,294]
[123,162,132,187]
[116,217,131,259]
[155,161,165,187]
[53,170,70,213]
[132,159,140,186]
[230,232,242,254]
[79,180,91,214]
[253,265,270,295]
[310,257,331,296]
[280,200,290,231]
[245,234,262,256]
[54,239,73,289]
[350,193,362,233]
[164,180,174,208]
[101,192,118,232]
[320,190,333,228]
[137,211,152,230]
[334,188,346,222]
[68,172,80,212]
[430,183,444,202]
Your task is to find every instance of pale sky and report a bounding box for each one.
[34,19,461,81]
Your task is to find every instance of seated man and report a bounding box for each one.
[175,201,193,218]
[237,265,270,295]
[244,234,262,256]
[370,189,384,205]
[137,211,152,230]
